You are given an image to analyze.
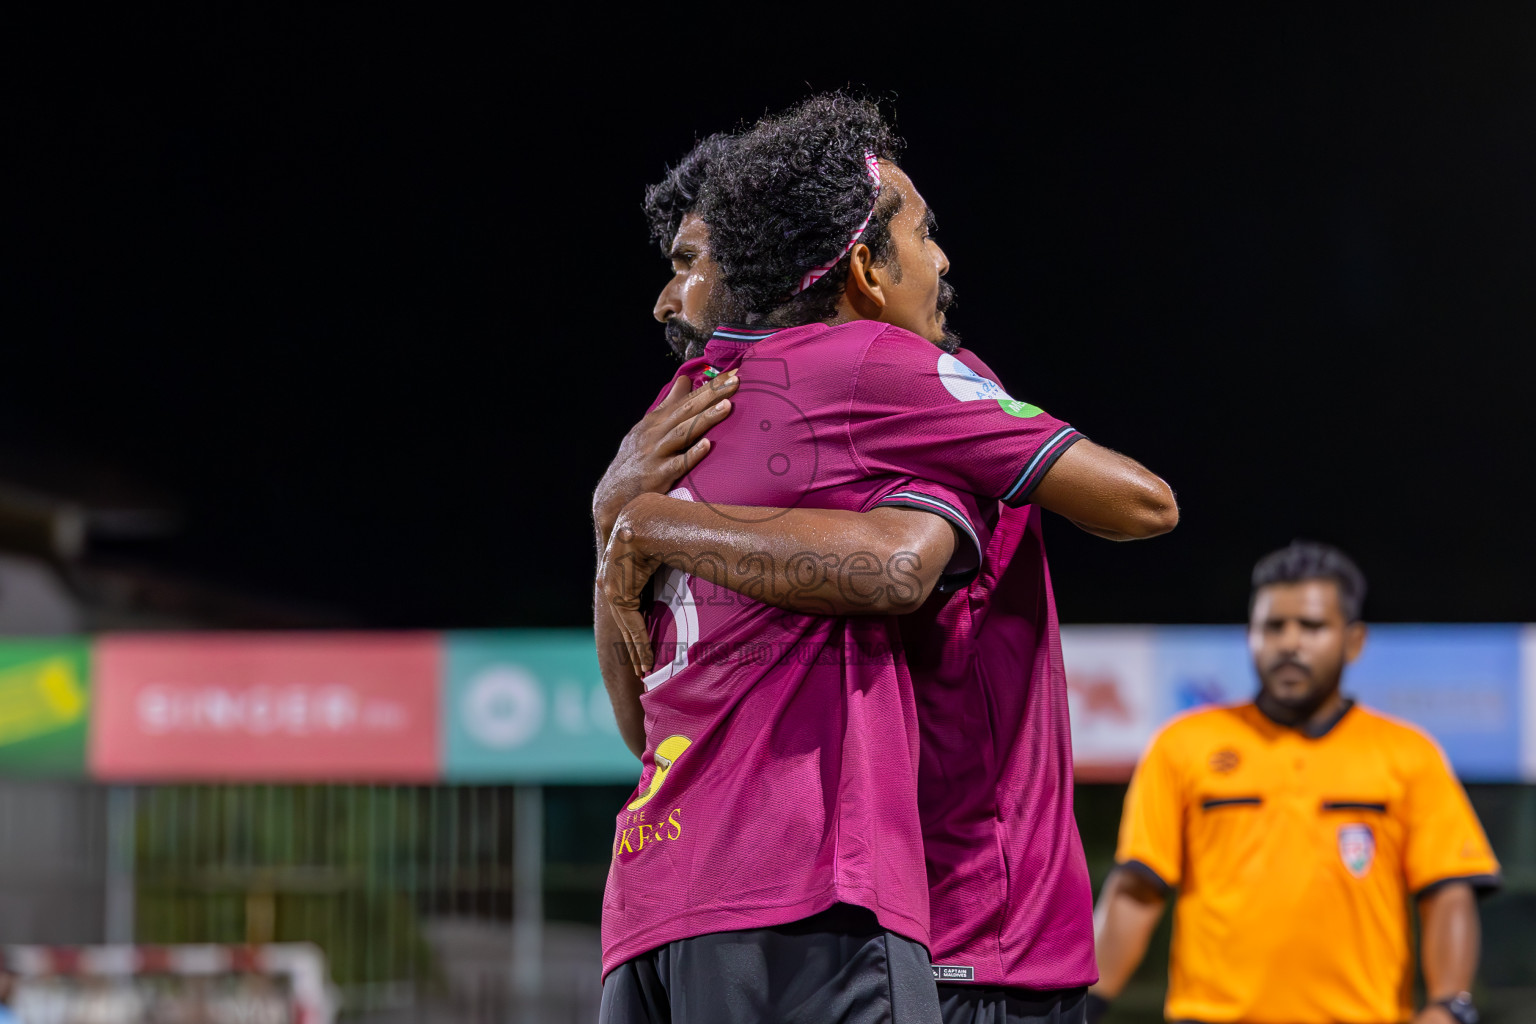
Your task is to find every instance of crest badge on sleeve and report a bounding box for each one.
[1338,824,1376,878]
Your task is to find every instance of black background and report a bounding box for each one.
[4,8,1534,627]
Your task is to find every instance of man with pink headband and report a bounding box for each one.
[594,94,1177,1024]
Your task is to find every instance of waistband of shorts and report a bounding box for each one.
[935,983,1088,1005]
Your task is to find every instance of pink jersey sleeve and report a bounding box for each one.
[848,328,1084,508]
[865,478,991,591]
[644,365,704,415]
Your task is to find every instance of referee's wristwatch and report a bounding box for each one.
[1433,992,1479,1024]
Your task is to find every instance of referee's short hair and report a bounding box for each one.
[1251,541,1367,622]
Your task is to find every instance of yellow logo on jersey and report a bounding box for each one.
[627,734,692,811]
[614,806,684,859]
[614,735,693,862]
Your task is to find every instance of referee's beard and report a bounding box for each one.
[1256,656,1344,727]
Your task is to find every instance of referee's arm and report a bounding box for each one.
[1090,865,1168,1003]
[1402,732,1500,1022]
[1089,731,1184,1020]
[1416,881,1479,1023]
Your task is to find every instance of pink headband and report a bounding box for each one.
[791,151,883,295]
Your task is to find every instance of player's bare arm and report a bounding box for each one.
[593,582,647,759]
[591,370,739,548]
[599,493,959,676]
[591,372,739,758]
[611,496,959,617]
[1087,865,1168,1010]
[1031,439,1179,541]
[1415,881,1480,1024]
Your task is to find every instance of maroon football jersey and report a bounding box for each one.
[601,324,1082,977]
[903,347,1096,991]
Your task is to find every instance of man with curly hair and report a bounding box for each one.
[643,133,741,363]
[594,94,1178,1024]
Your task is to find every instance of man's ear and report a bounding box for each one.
[842,242,886,319]
[1343,621,1367,665]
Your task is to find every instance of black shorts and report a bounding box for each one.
[599,903,942,1024]
[937,985,1087,1024]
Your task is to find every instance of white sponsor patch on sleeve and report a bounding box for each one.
[936,352,1011,403]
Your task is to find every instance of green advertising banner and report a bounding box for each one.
[0,637,91,776]
[443,629,639,783]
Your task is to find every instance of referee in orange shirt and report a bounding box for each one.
[1087,542,1499,1024]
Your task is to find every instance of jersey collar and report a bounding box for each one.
[710,324,783,343]
[1255,695,1356,739]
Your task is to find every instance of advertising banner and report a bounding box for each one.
[1064,623,1523,783]
[443,630,635,783]
[1151,626,1252,715]
[1522,625,1536,783]
[1346,624,1522,781]
[0,638,91,776]
[12,624,1522,784]
[90,634,439,782]
[1061,626,1159,780]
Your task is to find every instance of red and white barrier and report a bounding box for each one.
[3,943,336,1024]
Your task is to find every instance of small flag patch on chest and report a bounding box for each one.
[931,965,975,982]
[1338,823,1376,878]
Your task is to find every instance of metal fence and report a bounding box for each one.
[0,781,622,1023]
[3,780,1534,1023]
[0,781,108,946]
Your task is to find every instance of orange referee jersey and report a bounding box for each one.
[1116,700,1500,1024]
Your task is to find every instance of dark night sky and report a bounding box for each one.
[3,9,1534,627]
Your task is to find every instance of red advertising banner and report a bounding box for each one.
[90,634,439,781]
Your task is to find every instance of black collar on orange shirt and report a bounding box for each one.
[1254,695,1356,739]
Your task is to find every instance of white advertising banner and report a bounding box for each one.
[1060,626,1159,779]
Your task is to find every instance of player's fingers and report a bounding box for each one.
[611,602,654,676]
[692,390,736,423]
[636,636,656,677]
[670,438,711,478]
[600,534,655,675]
[675,372,737,420]
[703,368,739,396]
[627,622,656,677]
[667,370,738,424]
[660,397,731,454]
[606,603,640,673]
[650,376,693,415]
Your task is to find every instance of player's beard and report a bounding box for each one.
[935,279,961,354]
[664,318,712,362]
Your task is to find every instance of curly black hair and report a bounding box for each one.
[700,92,905,325]
[642,132,735,255]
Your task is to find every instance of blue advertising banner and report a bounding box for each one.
[1151,626,1251,718]
[1132,623,1523,782]
[1347,625,1522,781]
[1522,626,1536,782]
[442,630,639,783]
